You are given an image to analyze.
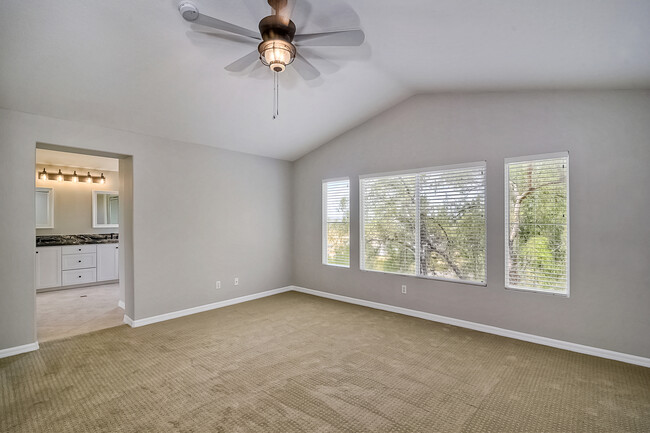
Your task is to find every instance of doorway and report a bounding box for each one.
[34,144,133,342]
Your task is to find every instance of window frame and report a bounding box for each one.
[322,177,350,268]
[504,151,570,297]
[359,161,487,286]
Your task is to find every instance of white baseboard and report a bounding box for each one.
[123,314,134,327]
[0,342,39,359]
[124,286,293,328]
[118,300,125,309]
[290,286,650,368]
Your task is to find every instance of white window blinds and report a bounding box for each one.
[360,173,417,275]
[360,162,486,284]
[505,153,569,294]
[322,179,350,267]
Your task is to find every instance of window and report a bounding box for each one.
[322,178,350,267]
[505,153,569,295]
[360,162,486,285]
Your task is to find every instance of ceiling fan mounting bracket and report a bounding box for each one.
[178,1,199,22]
[267,0,288,12]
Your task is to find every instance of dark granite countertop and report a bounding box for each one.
[36,234,119,247]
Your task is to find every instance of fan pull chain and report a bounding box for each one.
[272,71,279,119]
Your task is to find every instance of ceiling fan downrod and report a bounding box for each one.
[273,71,279,119]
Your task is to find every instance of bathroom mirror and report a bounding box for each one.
[35,187,54,229]
[92,190,119,228]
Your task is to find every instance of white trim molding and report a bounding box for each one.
[123,314,134,327]
[123,287,293,328]
[290,286,650,368]
[0,342,39,359]
[118,300,125,309]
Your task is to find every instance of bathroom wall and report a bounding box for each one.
[35,164,119,235]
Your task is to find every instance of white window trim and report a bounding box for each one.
[504,151,570,297]
[359,161,487,180]
[322,177,350,268]
[359,161,487,286]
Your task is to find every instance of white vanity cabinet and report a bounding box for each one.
[35,242,119,291]
[97,244,119,281]
[35,246,62,289]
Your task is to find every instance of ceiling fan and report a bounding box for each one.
[178,0,365,117]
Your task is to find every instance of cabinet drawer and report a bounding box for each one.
[62,253,96,271]
[62,244,97,255]
[62,268,97,286]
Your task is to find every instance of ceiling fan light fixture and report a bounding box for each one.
[259,40,295,73]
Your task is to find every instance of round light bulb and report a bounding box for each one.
[57,169,64,182]
[72,171,78,182]
[86,172,93,183]
[40,169,48,181]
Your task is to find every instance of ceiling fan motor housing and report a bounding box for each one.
[258,16,297,72]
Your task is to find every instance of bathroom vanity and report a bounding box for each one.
[35,234,119,291]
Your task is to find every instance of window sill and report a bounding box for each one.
[505,285,569,297]
[360,268,487,287]
[323,263,350,269]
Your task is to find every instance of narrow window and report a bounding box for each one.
[505,153,569,295]
[322,178,350,267]
[360,162,486,285]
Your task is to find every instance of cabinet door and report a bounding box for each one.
[97,244,119,281]
[35,247,62,289]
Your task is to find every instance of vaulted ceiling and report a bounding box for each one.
[1,0,649,160]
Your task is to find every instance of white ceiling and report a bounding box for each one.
[1,0,649,161]
[36,149,119,172]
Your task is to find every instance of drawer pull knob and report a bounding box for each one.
[78,249,81,251]
[78,260,82,263]
[78,275,82,278]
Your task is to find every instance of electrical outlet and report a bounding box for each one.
[234,277,239,286]
[216,281,221,290]
[401,285,407,294]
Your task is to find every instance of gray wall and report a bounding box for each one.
[0,108,293,350]
[35,164,119,236]
[292,90,650,358]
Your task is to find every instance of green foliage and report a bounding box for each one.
[362,176,416,274]
[362,169,486,282]
[508,158,567,291]
[327,196,350,266]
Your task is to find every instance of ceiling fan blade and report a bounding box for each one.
[224,50,260,72]
[194,13,261,41]
[294,29,364,46]
[189,29,259,46]
[292,53,320,80]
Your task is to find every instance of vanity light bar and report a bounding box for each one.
[38,168,106,184]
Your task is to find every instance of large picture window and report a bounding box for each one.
[322,178,350,267]
[505,153,569,295]
[360,162,486,285]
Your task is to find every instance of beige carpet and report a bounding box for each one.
[1,292,649,432]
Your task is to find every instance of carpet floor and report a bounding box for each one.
[1,291,649,432]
